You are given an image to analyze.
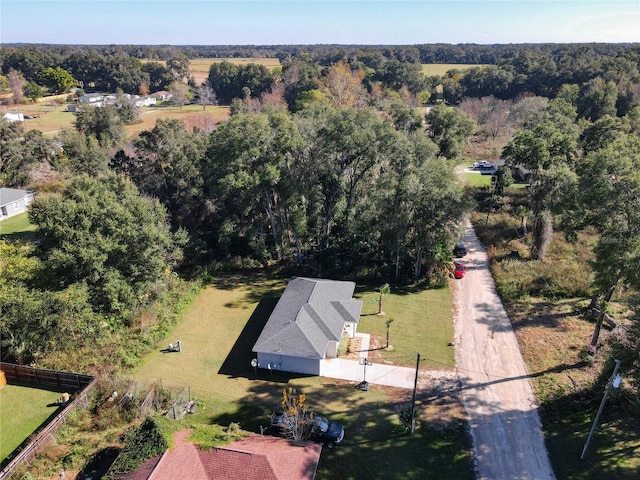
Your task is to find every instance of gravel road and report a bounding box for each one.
[454,222,556,480]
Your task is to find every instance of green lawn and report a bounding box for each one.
[0,384,63,461]
[460,171,493,188]
[133,273,472,479]
[0,212,37,242]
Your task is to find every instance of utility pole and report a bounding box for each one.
[581,359,622,460]
[410,352,420,434]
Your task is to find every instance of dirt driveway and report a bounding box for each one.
[454,222,556,479]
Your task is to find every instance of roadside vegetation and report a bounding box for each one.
[471,186,640,479]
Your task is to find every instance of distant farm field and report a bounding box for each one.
[141,57,281,84]
[8,103,230,140]
[421,63,484,76]
[129,104,230,136]
[190,57,281,84]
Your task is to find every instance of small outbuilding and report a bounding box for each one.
[0,188,35,221]
[3,111,24,123]
[252,277,362,375]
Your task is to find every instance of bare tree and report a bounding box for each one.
[196,82,217,111]
[276,388,310,441]
[169,81,190,109]
[7,69,24,104]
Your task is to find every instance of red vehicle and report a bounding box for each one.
[453,261,466,279]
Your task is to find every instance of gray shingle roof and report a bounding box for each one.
[252,278,362,359]
[0,188,34,208]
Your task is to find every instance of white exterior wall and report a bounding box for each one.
[256,353,320,375]
[343,321,357,339]
[325,341,338,359]
[0,192,34,221]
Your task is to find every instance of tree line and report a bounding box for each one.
[2,43,639,111]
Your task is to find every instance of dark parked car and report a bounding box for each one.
[453,261,466,279]
[453,243,467,257]
[270,411,345,448]
[309,415,345,448]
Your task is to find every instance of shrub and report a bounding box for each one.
[103,417,170,480]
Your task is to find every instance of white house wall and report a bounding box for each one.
[343,321,357,339]
[325,341,338,359]
[256,353,320,375]
[0,193,34,221]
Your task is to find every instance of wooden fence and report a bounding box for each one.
[0,363,96,480]
[0,363,94,391]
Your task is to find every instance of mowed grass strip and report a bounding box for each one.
[421,63,485,76]
[0,384,63,461]
[355,284,455,369]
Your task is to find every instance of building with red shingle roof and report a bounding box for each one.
[121,430,322,480]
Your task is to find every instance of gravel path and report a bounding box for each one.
[454,222,556,480]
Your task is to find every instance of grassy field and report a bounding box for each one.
[421,63,484,76]
[133,273,470,479]
[128,104,230,137]
[15,103,75,134]
[0,384,63,462]
[460,170,493,188]
[0,212,37,242]
[12,103,231,140]
[143,57,282,84]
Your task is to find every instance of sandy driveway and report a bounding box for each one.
[454,222,555,479]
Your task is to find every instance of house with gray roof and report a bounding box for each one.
[0,188,35,221]
[252,277,362,375]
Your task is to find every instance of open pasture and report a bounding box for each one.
[422,63,484,76]
[7,103,230,140]
[189,57,281,84]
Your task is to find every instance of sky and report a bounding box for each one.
[1,0,639,46]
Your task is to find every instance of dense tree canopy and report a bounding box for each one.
[28,174,184,317]
[39,66,75,94]
[503,99,581,260]
[75,104,127,149]
[426,104,476,159]
[0,118,59,187]
[208,61,274,104]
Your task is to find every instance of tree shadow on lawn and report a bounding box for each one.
[542,389,640,480]
[471,299,593,333]
[209,380,416,437]
[210,381,475,479]
[217,297,314,384]
[208,271,288,307]
[355,279,446,297]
